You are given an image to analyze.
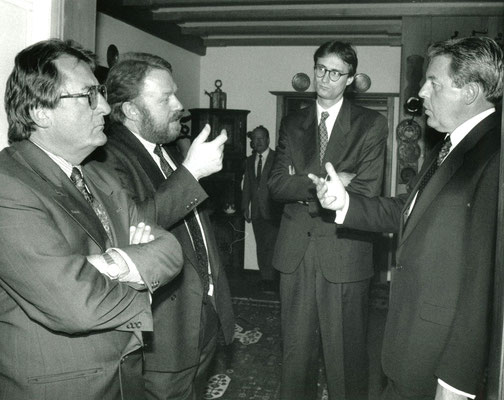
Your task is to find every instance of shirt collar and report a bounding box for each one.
[256,147,270,160]
[316,97,344,122]
[30,140,76,178]
[129,130,158,156]
[448,107,495,150]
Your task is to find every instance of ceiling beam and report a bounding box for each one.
[97,0,206,55]
[152,3,504,22]
[125,0,500,5]
[180,20,402,36]
[203,34,402,47]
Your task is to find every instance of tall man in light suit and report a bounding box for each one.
[268,40,388,399]
[0,39,183,400]
[310,36,503,400]
[242,125,282,291]
[94,52,235,400]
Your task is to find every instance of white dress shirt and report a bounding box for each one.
[317,97,344,139]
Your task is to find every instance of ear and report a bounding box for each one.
[29,107,51,129]
[345,75,355,87]
[462,82,479,105]
[122,101,140,121]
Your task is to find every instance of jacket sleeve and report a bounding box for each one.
[268,117,316,203]
[0,174,157,335]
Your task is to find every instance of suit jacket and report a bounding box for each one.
[93,123,235,372]
[241,149,282,221]
[343,112,500,395]
[268,99,388,282]
[0,140,183,400]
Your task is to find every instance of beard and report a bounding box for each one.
[137,103,181,144]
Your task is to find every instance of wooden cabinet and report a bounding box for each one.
[189,108,250,272]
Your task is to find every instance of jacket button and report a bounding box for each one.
[394,265,403,270]
[170,294,177,301]
[307,232,311,237]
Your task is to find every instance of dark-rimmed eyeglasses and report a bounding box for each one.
[314,64,350,82]
[59,84,107,110]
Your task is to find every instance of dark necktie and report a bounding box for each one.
[319,111,330,165]
[154,144,211,296]
[416,135,452,198]
[256,153,262,183]
[70,167,112,242]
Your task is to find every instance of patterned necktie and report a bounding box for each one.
[70,167,112,242]
[154,144,174,177]
[256,153,262,183]
[153,144,211,296]
[319,111,330,165]
[416,135,452,198]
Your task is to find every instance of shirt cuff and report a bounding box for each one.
[334,191,350,224]
[110,248,144,285]
[438,379,475,399]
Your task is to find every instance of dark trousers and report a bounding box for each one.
[279,240,370,400]
[144,300,219,400]
[380,379,435,400]
[252,217,279,281]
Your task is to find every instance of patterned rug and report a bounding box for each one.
[204,284,389,400]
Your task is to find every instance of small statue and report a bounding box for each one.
[204,79,227,109]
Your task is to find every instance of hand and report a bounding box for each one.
[129,222,155,245]
[338,171,356,187]
[307,162,347,211]
[183,124,228,180]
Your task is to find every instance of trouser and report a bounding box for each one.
[144,300,219,400]
[252,217,279,281]
[279,240,370,400]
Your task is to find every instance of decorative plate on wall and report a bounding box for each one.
[398,142,421,163]
[291,72,311,92]
[396,119,421,142]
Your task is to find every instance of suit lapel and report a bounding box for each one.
[400,113,496,244]
[260,150,275,185]
[299,105,319,170]
[12,141,109,251]
[323,99,350,166]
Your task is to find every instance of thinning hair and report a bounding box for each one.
[106,52,173,123]
[5,39,95,142]
[428,36,504,104]
[313,41,358,77]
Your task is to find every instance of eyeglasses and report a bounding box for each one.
[59,84,107,110]
[314,64,350,82]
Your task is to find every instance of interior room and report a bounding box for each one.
[0,1,503,399]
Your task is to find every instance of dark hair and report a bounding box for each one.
[251,125,269,138]
[427,36,503,104]
[313,41,358,76]
[106,52,173,123]
[5,39,95,142]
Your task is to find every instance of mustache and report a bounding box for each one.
[170,111,183,122]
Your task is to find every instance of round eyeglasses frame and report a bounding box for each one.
[59,84,107,110]
[314,64,350,82]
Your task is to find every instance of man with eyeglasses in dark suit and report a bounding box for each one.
[268,40,388,400]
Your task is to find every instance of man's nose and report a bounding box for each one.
[97,93,111,115]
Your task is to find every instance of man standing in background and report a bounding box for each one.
[242,125,282,292]
[95,52,235,400]
[268,40,388,400]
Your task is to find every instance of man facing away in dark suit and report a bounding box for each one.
[0,39,183,400]
[267,40,388,400]
[93,52,235,400]
[310,36,503,400]
[242,125,282,292]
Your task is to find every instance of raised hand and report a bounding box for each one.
[183,124,228,180]
[308,162,348,211]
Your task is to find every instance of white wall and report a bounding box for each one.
[0,0,54,149]
[200,45,401,270]
[95,13,201,111]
